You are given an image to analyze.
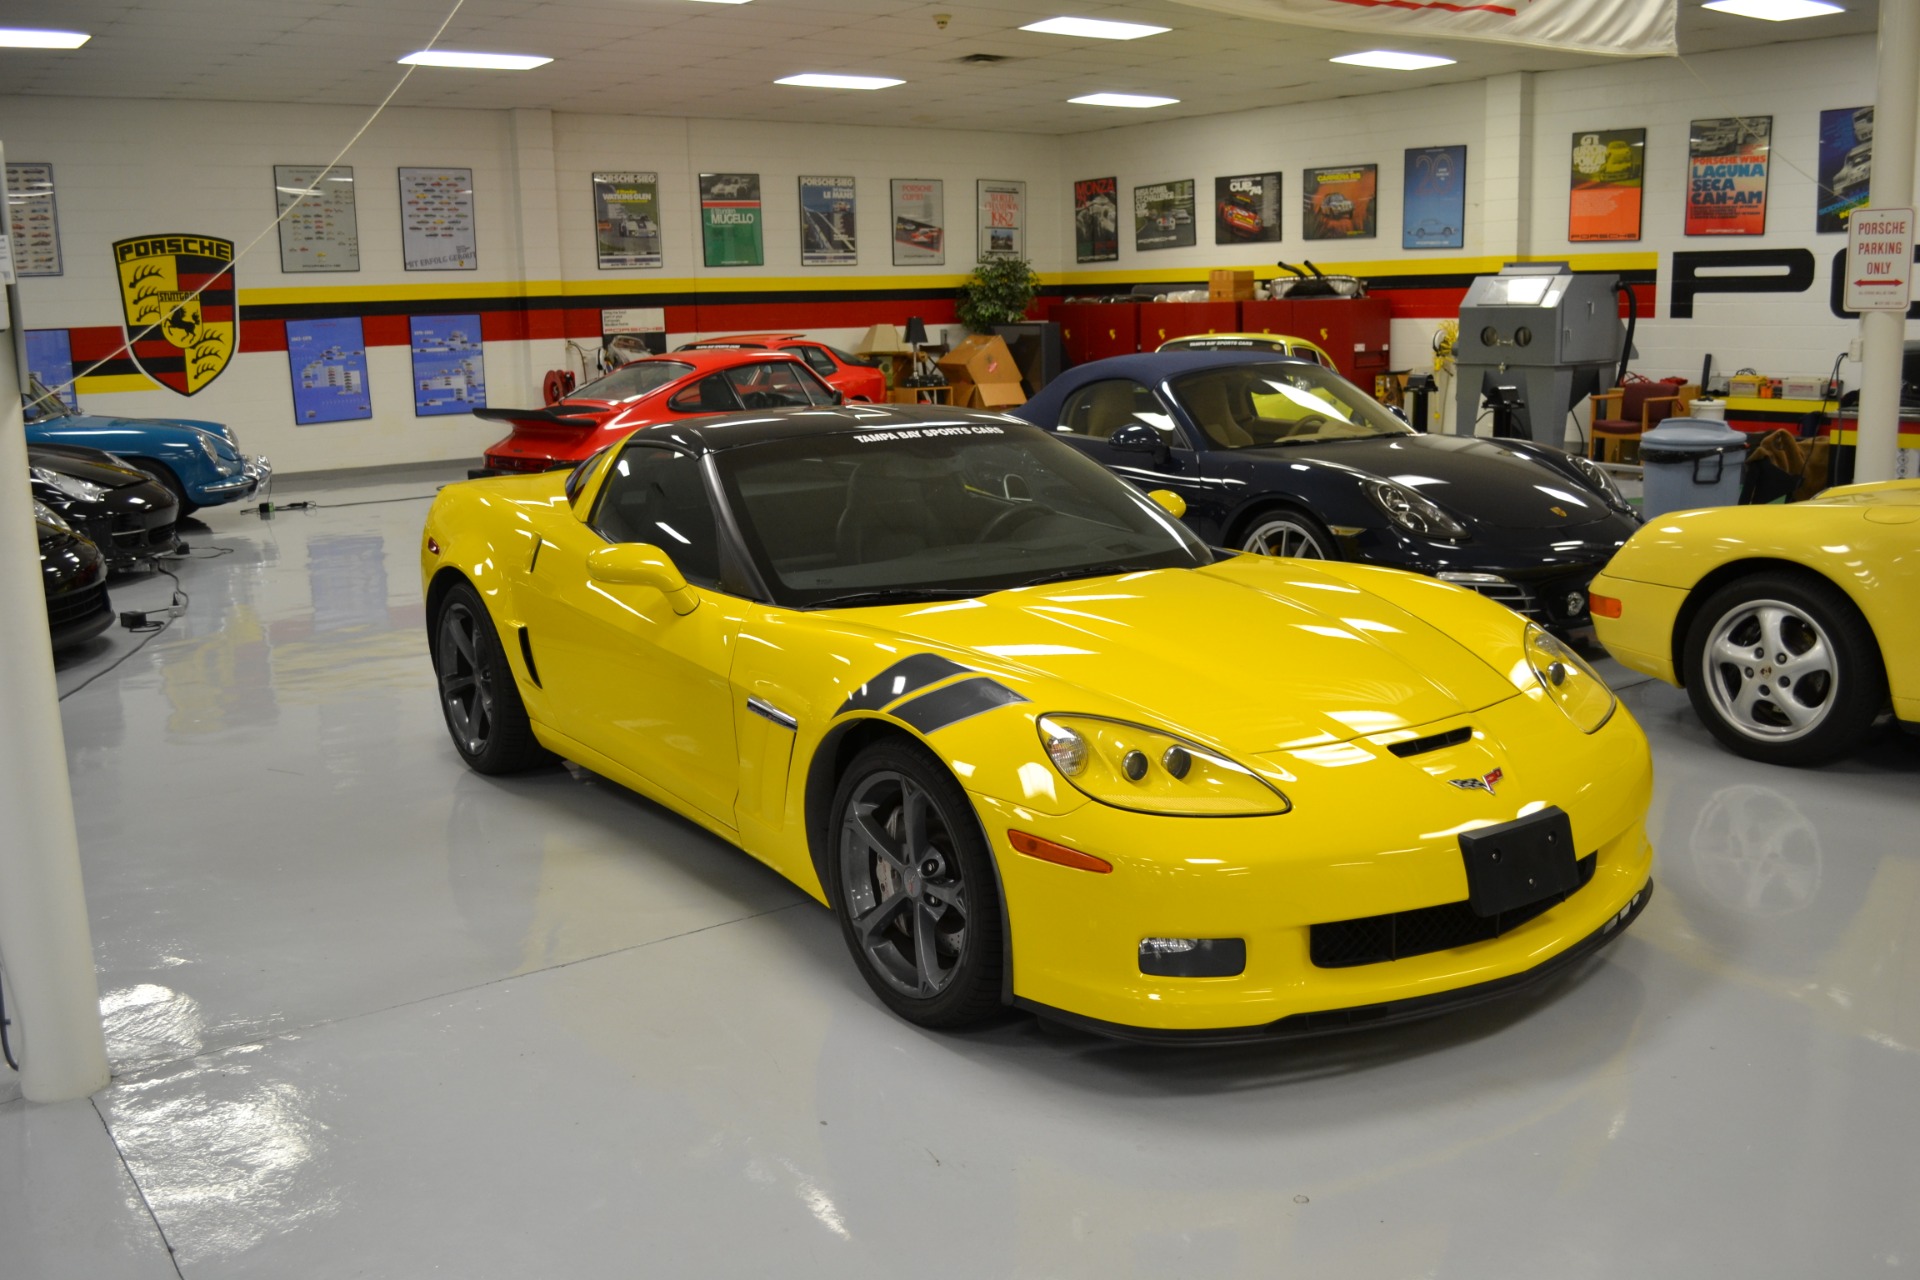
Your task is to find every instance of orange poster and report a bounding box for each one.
[1569,128,1644,242]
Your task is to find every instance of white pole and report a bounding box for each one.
[0,144,111,1103]
[1855,0,1920,484]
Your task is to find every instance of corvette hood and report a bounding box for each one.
[856,560,1518,754]
[1248,434,1616,530]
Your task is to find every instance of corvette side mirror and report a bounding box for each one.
[1146,489,1187,519]
[1109,421,1165,455]
[586,543,700,615]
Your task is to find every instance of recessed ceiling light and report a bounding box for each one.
[1021,17,1170,40]
[1702,0,1842,19]
[0,28,91,49]
[399,50,552,70]
[1330,50,1456,70]
[1069,92,1179,108]
[776,73,903,89]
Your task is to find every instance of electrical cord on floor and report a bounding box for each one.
[256,492,443,516]
[59,561,190,703]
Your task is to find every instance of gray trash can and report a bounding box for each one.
[1640,418,1748,518]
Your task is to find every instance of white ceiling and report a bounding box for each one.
[0,0,1881,134]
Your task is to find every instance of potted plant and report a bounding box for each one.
[956,254,1040,333]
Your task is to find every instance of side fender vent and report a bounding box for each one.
[517,625,542,688]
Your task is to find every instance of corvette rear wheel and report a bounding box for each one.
[430,582,551,775]
[1683,572,1885,767]
[830,742,1003,1028]
[1240,509,1336,559]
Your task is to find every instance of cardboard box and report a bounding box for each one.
[855,323,912,356]
[958,381,1026,409]
[937,334,1023,392]
[1209,268,1256,301]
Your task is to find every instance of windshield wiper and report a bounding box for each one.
[1009,562,1166,589]
[805,586,986,610]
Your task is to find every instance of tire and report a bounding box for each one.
[429,581,552,774]
[1238,507,1338,560]
[130,459,196,517]
[828,739,1004,1028]
[1682,572,1886,766]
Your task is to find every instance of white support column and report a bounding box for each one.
[506,108,565,405]
[1855,0,1920,483]
[1481,73,1535,263]
[0,147,112,1104]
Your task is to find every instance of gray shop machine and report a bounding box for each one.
[1452,262,1626,443]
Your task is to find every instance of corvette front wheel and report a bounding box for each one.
[830,741,1004,1028]
[430,582,552,775]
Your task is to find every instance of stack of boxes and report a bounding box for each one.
[936,335,1027,409]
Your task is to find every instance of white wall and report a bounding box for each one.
[6,33,1904,473]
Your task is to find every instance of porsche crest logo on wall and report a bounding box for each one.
[113,234,237,396]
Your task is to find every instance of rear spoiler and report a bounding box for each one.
[471,405,601,431]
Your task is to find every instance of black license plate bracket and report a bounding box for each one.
[1459,806,1579,918]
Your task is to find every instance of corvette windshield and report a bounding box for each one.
[715,422,1210,607]
[1173,362,1413,448]
[569,361,692,402]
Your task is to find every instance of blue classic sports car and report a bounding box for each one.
[1014,351,1640,630]
[23,376,269,515]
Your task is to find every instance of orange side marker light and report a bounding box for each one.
[1589,592,1622,619]
[1009,830,1113,874]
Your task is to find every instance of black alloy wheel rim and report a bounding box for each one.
[839,770,970,999]
[438,603,494,755]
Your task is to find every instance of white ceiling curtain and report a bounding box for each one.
[1168,0,1679,57]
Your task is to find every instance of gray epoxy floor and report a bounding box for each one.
[6,467,1918,1279]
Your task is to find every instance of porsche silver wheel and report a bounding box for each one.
[838,769,971,1000]
[1242,512,1333,559]
[1699,597,1837,744]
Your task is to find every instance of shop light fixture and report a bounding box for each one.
[1069,92,1179,108]
[776,73,904,89]
[1701,0,1842,19]
[398,50,553,70]
[1020,16,1169,40]
[0,28,92,48]
[1330,50,1456,70]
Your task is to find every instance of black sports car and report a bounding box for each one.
[1014,351,1641,629]
[29,443,180,571]
[35,499,115,651]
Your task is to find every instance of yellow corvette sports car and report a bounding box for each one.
[1590,478,1920,766]
[421,405,1653,1042]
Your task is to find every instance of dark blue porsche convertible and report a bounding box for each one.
[1014,351,1640,630]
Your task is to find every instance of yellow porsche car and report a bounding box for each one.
[1590,479,1920,766]
[421,405,1653,1042]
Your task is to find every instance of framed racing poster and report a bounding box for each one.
[285,316,371,424]
[1074,177,1119,262]
[1134,180,1196,251]
[593,172,663,269]
[700,172,763,267]
[1403,146,1465,250]
[890,178,944,266]
[1302,164,1376,240]
[409,314,486,417]
[1818,107,1872,234]
[978,179,1025,258]
[1569,128,1645,242]
[799,175,857,266]
[1686,116,1770,236]
[274,164,360,273]
[1215,173,1280,244]
[5,162,62,277]
[24,329,77,412]
[398,167,477,270]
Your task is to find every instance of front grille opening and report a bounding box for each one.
[1387,726,1472,758]
[1310,853,1598,968]
[47,582,108,626]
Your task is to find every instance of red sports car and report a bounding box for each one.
[675,333,886,403]
[473,349,839,475]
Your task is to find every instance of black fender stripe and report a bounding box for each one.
[837,653,971,714]
[892,677,1028,734]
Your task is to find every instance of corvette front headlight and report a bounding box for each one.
[1361,477,1468,542]
[1035,714,1290,816]
[1523,623,1616,733]
[31,466,107,503]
